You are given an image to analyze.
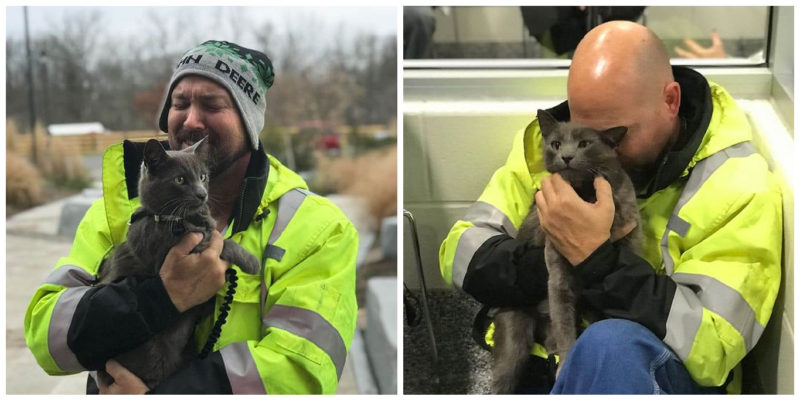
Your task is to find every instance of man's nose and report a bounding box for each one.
[183,105,205,131]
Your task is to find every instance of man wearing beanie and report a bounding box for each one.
[25,40,359,394]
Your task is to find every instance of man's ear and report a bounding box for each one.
[537,109,559,138]
[143,139,168,172]
[664,81,681,118]
[599,126,628,148]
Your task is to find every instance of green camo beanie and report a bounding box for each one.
[158,40,275,149]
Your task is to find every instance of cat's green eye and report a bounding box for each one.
[200,174,207,182]
[175,176,184,185]
[551,141,561,150]
[578,140,591,148]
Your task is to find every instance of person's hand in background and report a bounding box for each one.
[674,29,726,58]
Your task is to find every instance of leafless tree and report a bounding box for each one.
[6,8,397,137]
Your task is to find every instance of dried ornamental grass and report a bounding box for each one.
[7,152,43,208]
[316,146,397,222]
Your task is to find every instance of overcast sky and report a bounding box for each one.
[6,6,397,47]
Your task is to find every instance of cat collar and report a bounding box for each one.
[129,210,187,236]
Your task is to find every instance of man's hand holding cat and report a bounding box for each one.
[98,359,148,394]
[535,174,615,266]
[160,231,231,312]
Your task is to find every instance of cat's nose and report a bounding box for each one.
[195,189,207,202]
[562,156,573,165]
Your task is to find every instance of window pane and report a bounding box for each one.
[404,6,769,66]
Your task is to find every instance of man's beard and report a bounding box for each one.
[207,145,250,179]
[174,130,250,178]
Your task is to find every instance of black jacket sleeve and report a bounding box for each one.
[575,241,678,339]
[85,351,232,394]
[67,276,181,370]
[461,234,549,307]
[148,351,232,394]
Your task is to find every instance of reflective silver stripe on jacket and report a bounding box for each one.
[661,142,759,360]
[220,341,267,394]
[44,264,96,373]
[42,264,96,287]
[672,273,765,352]
[265,189,311,257]
[261,188,309,326]
[660,142,756,275]
[263,304,347,379]
[452,201,517,288]
[663,285,704,360]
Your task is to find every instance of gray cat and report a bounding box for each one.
[491,109,641,393]
[95,138,261,389]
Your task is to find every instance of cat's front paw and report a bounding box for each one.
[238,252,261,275]
[220,239,261,275]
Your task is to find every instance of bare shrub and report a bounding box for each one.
[6,119,21,152]
[35,145,92,190]
[315,146,397,223]
[6,118,92,207]
[7,152,43,209]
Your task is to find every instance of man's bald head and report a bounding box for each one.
[566,21,682,170]
[569,21,672,111]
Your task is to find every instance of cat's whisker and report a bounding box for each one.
[157,199,183,215]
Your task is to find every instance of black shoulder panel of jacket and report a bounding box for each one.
[68,276,180,370]
[149,350,233,394]
[230,141,270,235]
[575,241,677,339]
[462,234,549,307]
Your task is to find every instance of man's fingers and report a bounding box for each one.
[105,359,122,377]
[103,359,148,394]
[534,190,547,212]
[549,173,568,191]
[683,38,707,55]
[540,175,555,205]
[174,232,204,254]
[105,359,133,384]
[550,173,579,199]
[674,46,696,59]
[710,29,722,46]
[593,176,613,206]
[204,230,224,256]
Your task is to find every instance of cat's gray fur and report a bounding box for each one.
[95,138,261,389]
[491,109,641,393]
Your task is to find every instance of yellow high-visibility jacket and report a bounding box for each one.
[25,141,358,394]
[439,67,782,390]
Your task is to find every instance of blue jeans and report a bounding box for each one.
[550,319,724,394]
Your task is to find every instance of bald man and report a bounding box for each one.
[440,21,781,394]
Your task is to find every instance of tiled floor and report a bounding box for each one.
[403,289,492,394]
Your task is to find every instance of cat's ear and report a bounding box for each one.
[537,109,559,138]
[143,139,168,172]
[186,136,210,159]
[600,126,628,148]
